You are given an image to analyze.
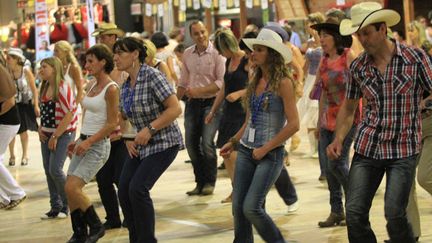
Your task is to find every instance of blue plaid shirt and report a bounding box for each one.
[120,64,184,159]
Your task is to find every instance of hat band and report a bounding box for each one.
[352,9,383,28]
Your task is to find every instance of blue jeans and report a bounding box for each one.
[40,131,75,212]
[346,153,417,243]
[274,166,298,205]
[319,127,355,213]
[118,146,179,243]
[233,145,285,243]
[184,98,221,186]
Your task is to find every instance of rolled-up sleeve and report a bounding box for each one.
[178,49,191,88]
[214,54,226,89]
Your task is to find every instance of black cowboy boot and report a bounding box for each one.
[83,205,105,243]
[67,209,88,243]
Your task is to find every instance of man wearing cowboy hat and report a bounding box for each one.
[327,2,432,243]
[92,22,125,51]
[91,22,129,230]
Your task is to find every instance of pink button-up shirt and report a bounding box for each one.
[179,42,226,98]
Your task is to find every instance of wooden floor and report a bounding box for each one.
[1,117,432,243]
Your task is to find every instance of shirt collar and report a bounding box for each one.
[193,41,213,54]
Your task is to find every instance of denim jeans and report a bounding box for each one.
[96,139,129,224]
[184,98,221,186]
[233,145,285,243]
[274,166,298,205]
[346,153,417,243]
[319,127,355,213]
[41,132,75,212]
[118,145,178,243]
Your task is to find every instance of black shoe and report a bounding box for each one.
[103,221,121,230]
[83,205,105,243]
[184,159,192,163]
[384,236,419,243]
[201,183,215,195]
[186,185,202,196]
[218,163,225,170]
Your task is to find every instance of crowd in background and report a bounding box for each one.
[1,2,432,243]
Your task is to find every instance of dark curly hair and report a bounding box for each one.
[85,44,114,73]
[113,37,148,64]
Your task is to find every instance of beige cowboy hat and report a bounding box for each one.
[339,2,400,36]
[242,28,292,64]
[91,22,125,37]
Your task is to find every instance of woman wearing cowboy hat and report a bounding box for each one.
[310,18,362,228]
[327,2,432,242]
[220,28,299,243]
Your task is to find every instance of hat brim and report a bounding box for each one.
[340,9,400,36]
[91,28,125,37]
[8,52,26,62]
[242,39,292,64]
[310,23,340,32]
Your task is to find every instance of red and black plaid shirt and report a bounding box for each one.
[347,41,432,159]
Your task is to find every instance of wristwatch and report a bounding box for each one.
[147,124,157,136]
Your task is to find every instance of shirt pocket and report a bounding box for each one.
[393,73,413,94]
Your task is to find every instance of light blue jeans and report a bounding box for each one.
[41,132,75,212]
[233,144,285,243]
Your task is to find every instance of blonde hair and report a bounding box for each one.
[408,21,427,46]
[40,56,64,101]
[55,40,80,70]
[307,12,325,25]
[143,39,157,64]
[244,47,292,108]
[214,28,239,55]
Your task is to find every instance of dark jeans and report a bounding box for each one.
[346,153,417,243]
[184,98,221,186]
[319,127,355,213]
[274,166,298,205]
[41,131,74,212]
[233,145,285,243]
[118,146,178,243]
[96,139,128,224]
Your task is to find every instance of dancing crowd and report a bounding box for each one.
[1,2,432,243]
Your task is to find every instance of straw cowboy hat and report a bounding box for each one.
[339,2,400,36]
[7,48,26,62]
[242,28,292,63]
[91,22,125,37]
[311,19,353,48]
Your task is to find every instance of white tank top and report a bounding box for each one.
[81,81,117,135]
[64,63,77,96]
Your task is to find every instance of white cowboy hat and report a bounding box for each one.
[242,28,292,63]
[339,2,400,36]
[7,48,26,62]
[92,22,125,37]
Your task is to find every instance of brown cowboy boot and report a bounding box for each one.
[318,212,346,227]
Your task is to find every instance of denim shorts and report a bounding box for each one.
[67,138,111,183]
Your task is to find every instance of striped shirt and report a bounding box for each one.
[346,41,432,159]
[40,82,78,133]
[120,64,185,159]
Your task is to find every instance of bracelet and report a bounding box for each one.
[229,137,239,150]
[51,134,58,139]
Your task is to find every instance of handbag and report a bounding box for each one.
[309,80,322,100]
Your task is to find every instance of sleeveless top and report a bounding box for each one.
[81,81,117,135]
[306,47,323,75]
[0,102,20,125]
[64,64,77,97]
[15,66,33,104]
[320,49,361,131]
[222,57,248,121]
[240,90,286,149]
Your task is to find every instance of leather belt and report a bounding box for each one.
[80,134,108,140]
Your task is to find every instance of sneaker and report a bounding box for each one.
[41,210,60,220]
[57,211,68,219]
[287,201,299,214]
